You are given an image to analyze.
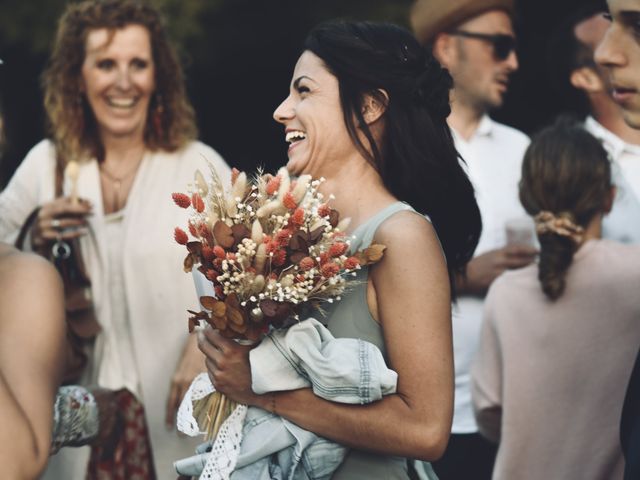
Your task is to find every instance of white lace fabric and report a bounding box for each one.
[199,405,247,479]
[176,372,247,480]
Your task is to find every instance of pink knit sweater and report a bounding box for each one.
[472,239,640,480]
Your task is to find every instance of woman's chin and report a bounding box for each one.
[285,155,308,177]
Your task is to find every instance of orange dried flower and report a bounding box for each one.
[290,207,305,227]
[191,193,205,213]
[198,223,211,238]
[321,262,340,277]
[202,246,215,262]
[274,229,292,247]
[174,227,188,245]
[299,256,315,271]
[262,234,272,244]
[266,176,281,195]
[319,252,329,265]
[188,221,198,237]
[213,246,226,259]
[272,249,287,266]
[265,241,279,254]
[231,168,240,185]
[283,192,297,210]
[344,256,360,270]
[227,253,237,262]
[318,204,331,217]
[329,242,348,257]
[172,192,191,209]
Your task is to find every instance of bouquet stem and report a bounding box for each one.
[193,391,237,441]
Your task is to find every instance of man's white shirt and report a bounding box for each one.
[450,115,529,433]
[585,116,640,244]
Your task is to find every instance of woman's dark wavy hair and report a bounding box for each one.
[520,117,612,300]
[42,0,197,165]
[304,21,481,287]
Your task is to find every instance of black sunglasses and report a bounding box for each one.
[449,30,517,61]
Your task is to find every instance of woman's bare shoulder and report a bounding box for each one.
[0,245,64,317]
[0,244,60,279]
[373,209,440,252]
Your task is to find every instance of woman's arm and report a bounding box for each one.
[0,249,65,478]
[200,212,454,461]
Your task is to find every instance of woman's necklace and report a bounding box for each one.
[99,153,145,213]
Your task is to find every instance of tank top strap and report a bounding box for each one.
[350,202,418,251]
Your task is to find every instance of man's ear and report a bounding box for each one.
[570,66,605,94]
[361,89,388,125]
[432,33,454,68]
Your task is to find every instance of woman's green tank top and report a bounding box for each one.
[322,202,438,480]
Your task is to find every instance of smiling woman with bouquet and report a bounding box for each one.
[0,0,229,478]
[197,21,482,479]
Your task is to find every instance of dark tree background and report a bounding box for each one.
[0,0,595,187]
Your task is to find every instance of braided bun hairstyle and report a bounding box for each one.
[304,21,481,289]
[520,117,612,300]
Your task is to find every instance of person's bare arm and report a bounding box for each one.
[200,212,454,460]
[0,249,65,478]
[456,245,538,296]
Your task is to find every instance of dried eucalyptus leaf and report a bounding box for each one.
[227,306,244,326]
[200,296,218,310]
[231,224,251,245]
[289,251,306,264]
[211,302,227,318]
[329,209,340,228]
[364,244,386,263]
[187,241,203,255]
[183,253,195,272]
[225,293,241,310]
[213,220,234,248]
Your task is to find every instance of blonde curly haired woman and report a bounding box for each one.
[0,1,229,478]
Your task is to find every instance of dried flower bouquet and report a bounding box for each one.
[173,164,384,440]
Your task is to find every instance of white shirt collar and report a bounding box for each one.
[450,114,494,144]
[585,116,640,161]
[475,114,494,137]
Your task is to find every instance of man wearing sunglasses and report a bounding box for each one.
[411,1,535,480]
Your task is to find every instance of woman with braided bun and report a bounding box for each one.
[197,21,481,479]
[472,118,640,480]
[0,0,230,478]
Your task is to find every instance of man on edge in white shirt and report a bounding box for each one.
[548,3,640,243]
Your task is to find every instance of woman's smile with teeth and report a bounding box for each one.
[286,130,307,144]
[107,97,137,108]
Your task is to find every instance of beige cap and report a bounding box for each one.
[410,0,515,45]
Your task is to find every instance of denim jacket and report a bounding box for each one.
[175,318,397,479]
